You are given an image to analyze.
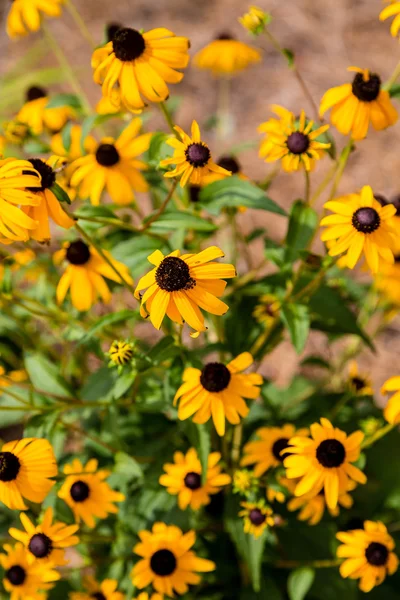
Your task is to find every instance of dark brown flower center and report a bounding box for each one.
[28,533,53,559]
[113,28,146,61]
[189,185,201,203]
[272,438,290,461]
[0,452,20,482]
[95,143,120,167]
[184,472,202,490]
[351,377,366,391]
[200,362,231,392]
[249,509,266,526]
[92,594,107,600]
[352,72,381,102]
[150,549,177,576]
[70,480,90,502]
[6,566,26,586]
[26,86,46,102]
[106,23,122,42]
[217,32,234,40]
[155,256,195,292]
[287,132,310,155]
[365,542,389,566]
[25,158,55,191]
[185,143,211,167]
[316,439,346,468]
[66,241,91,266]
[217,156,240,173]
[352,207,380,233]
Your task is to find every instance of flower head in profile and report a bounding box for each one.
[131,522,215,597]
[284,418,366,510]
[239,6,271,36]
[16,87,75,136]
[258,106,330,172]
[0,543,59,600]
[7,0,64,38]
[174,352,262,436]
[239,501,274,538]
[194,33,261,76]
[9,507,79,567]
[0,438,57,510]
[54,240,133,312]
[321,185,398,273]
[160,121,231,187]
[57,459,125,529]
[253,293,281,328]
[69,119,151,205]
[320,67,398,140]
[159,448,231,510]
[380,1,400,38]
[381,375,400,424]
[92,27,190,112]
[3,120,29,146]
[347,361,373,396]
[134,246,236,337]
[70,576,124,600]
[287,481,356,525]
[336,521,398,592]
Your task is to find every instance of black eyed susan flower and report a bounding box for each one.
[6,0,64,38]
[321,185,398,273]
[54,240,133,312]
[194,33,261,76]
[319,67,398,140]
[381,375,400,424]
[233,469,258,496]
[253,293,281,328]
[69,119,151,206]
[3,120,29,146]
[108,340,135,367]
[239,6,271,36]
[0,438,57,510]
[16,87,75,136]
[380,1,400,38]
[70,576,124,600]
[159,448,231,510]
[174,352,262,436]
[131,522,215,597]
[9,507,79,567]
[239,501,274,538]
[160,121,231,187]
[21,157,74,242]
[241,424,308,477]
[283,418,367,510]
[287,482,356,526]
[336,521,399,592]
[57,458,125,529]
[134,246,236,338]
[347,361,373,396]
[0,543,60,600]
[258,106,331,172]
[92,27,190,113]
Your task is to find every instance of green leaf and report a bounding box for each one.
[112,235,170,279]
[114,451,143,482]
[24,353,73,399]
[301,355,331,369]
[148,210,217,233]
[281,303,310,353]
[148,131,170,162]
[145,336,177,365]
[198,176,286,216]
[282,48,295,67]
[389,84,400,97]
[77,310,137,346]
[79,113,113,153]
[51,183,71,205]
[285,200,318,261]
[288,567,315,600]
[74,204,116,219]
[46,94,82,110]
[23,139,51,154]
[61,121,73,153]
[0,387,33,427]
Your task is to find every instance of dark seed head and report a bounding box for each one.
[249,508,266,526]
[95,143,120,167]
[200,362,231,392]
[216,32,234,40]
[106,23,122,42]
[352,72,381,102]
[351,377,367,392]
[28,533,53,559]
[352,207,380,233]
[185,143,211,167]
[287,131,310,155]
[70,480,90,502]
[24,158,55,191]
[26,86,46,102]
[91,594,107,600]
[316,439,346,468]
[0,452,20,482]
[150,549,177,576]
[112,28,146,62]
[271,438,290,461]
[155,256,195,292]
[6,566,26,586]
[66,240,91,266]
[365,542,389,566]
[189,185,201,203]
[184,472,202,490]
[217,156,240,174]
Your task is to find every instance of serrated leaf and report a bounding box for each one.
[281,303,310,353]
[46,94,82,110]
[25,353,73,399]
[77,310,137,346]
[51,183,71,205]
[288,567,315,600]
[285,200,318,261]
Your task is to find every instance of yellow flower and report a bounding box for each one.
[194,34,261,76]
[0,366,28,387]
[132,594,163,600]
[233,469,257,496]
[160,120,231,187]
[239,6,271,35]
[347,361,373,396]
[9,507,79,567]
[54,240,133,312]
[381,375,400,424]
[7,0,64,38]
[241,424,308,477]
[16,87,75,136]
[3,120,29,146]
[96,92,123,116]
[0,543,59,600]
[159,448,231,510]
[320,185,398,274]
[0,438,57,510]
[320,67,398,140]
[69,118,151,205]
[283,418,366,510]
[266,476,295,504]
[375,255,400,306]
[134,246,236,337]
[57,458,125,529]
[131,522,215,597]
[69,576,124,600]
[201,155,247,186]
[336,521,398,592]
[258,106,330,171]
[92,27,190,113]
[108,340,135,367]
[253,293,281,327]
[174,352,262,436]
[287,482,356,525]
[380,1,400,38]
[50,125,97,162]
[239,501,274,538]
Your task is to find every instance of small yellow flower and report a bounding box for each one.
[0,366,28,387]
[70,576,124,600]
[347,361,373,396]
[16,87,75,136]
[108,340,135,367]
[266,476,295,504]
[7,0,64,38]
[239,6,271,35]
[253,294,281,327]
[239,501,274,538]
[360,417,382,436]
[194,33,261,76]
[3,121,29,146]
[381,375,400,424]
[233,469,257,496]
[380,1,400,38]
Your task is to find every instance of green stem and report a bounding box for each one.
[304,169,311,204]
[231,424,243,468]
[65,0,96,48]
[159,101,178,137]
[329,138,353,200]
[309,162,337,206]
[361,423,397,450]
[217,77,231,140]
[273,558,341,569]
[141,180,178,231]
[386,58,400,90]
